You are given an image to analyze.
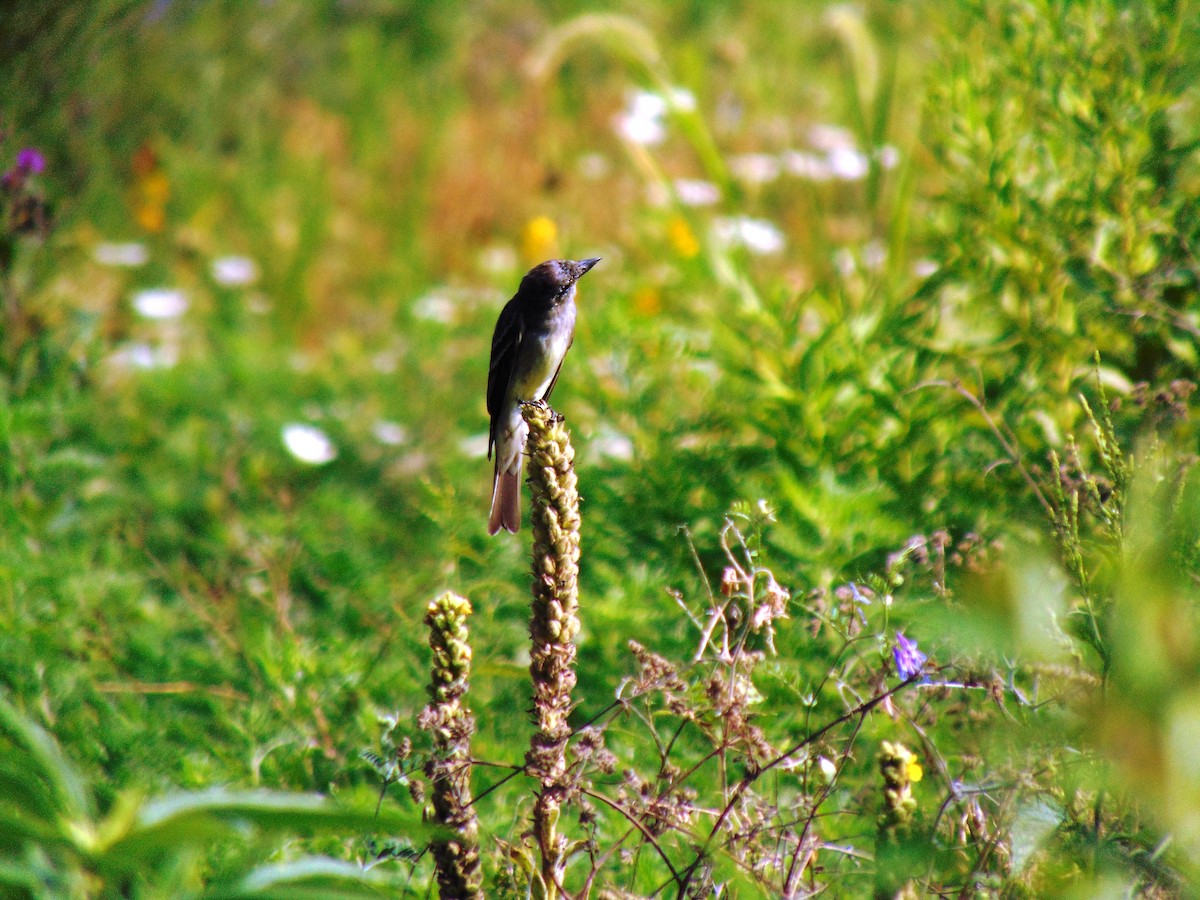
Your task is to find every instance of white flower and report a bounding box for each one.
[781,150,833,182]
[282,423,337,465]
[730,153,781,185]
[913,258,939,278]
[667,87,697,112]
[478,244,516,274]
[630,90,668,121]
[614,87,697,146]
[863,240,887,271]
[109,341,178,370]
[132,288,188,320]
[877,144,900,170]
[211,255,259,286]
[808,123,857,152]
[834,247,857,276]
[411,292,455,324]
[619,97,667,146]
[673,178,721,207]
[372,420,408,446]
[828,146,870,181]
[94,242,149,267]
[713,216,785,255]
[817,756,838,782]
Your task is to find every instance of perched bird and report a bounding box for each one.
[487,257,601,534]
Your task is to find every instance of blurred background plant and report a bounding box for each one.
[1,0,1199,894]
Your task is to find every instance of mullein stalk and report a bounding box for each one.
[421,592,483,900]
[522,401,582,899]
[874,741,922,900]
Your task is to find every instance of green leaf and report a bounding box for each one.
[97,788,432,871]
[204,857,388,899]
[0,695,91,822]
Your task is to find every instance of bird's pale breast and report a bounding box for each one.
[510,298,576,402]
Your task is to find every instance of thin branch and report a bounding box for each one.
[581,787,685,887]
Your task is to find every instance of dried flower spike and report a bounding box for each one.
[420,591,483,900]
[522,400,582,898]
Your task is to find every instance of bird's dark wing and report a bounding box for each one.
[487,296,524,458]
[541,332,574,402]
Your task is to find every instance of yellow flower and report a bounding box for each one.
[905,756,923,783]
[892,743,924,783]
[632,286,662,316]
[134,172,169,232]
[521,215,558,264]
[667,216,700,258]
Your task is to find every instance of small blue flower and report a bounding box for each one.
[893,631,927,680]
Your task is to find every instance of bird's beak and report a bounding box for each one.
[576,257,601,277]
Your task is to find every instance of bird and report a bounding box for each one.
[487,257,601,534]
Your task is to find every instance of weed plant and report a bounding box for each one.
[0,0,1198,896]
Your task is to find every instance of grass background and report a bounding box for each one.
[2,0,1200,895]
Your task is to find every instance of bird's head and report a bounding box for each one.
[518,257,601,306]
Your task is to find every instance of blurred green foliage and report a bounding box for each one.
[1,0,1199,894]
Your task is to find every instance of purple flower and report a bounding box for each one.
[848,583,871,605]
[893,631,928,680]
[16,147,45,175]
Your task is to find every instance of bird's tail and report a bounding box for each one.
[488,464,521,534]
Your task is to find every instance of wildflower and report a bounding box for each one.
[667,87,697,112]
[877,741,923,898]
[282,423,337,465]
[827,146,869,180]
[131,143,168,233]
[782,150,833,182]
[876,144,900,169]
[94,242,149,267]
[521,215,558,264]
[892,631,928,680]
[913,259,939,278]
[899,747,923,783]
[371,420,407,446]
[808,123,857,153]
[720,566,741,597]
[614,88,692,146]
[672,179,720,207]
[817,756,838,782]
[713,216,785,255]
[730,152,781,185]
[478,243,516,273]
[132,287,187,320]
[617,91,668,145]
[109,341,178,371]
[863,240,887,272]
[667,216,700,258]
[211,255,258,287]
[15,147,45,175]
[631,286,663,316]
[411,291,455,324]
[878,740,922,825]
